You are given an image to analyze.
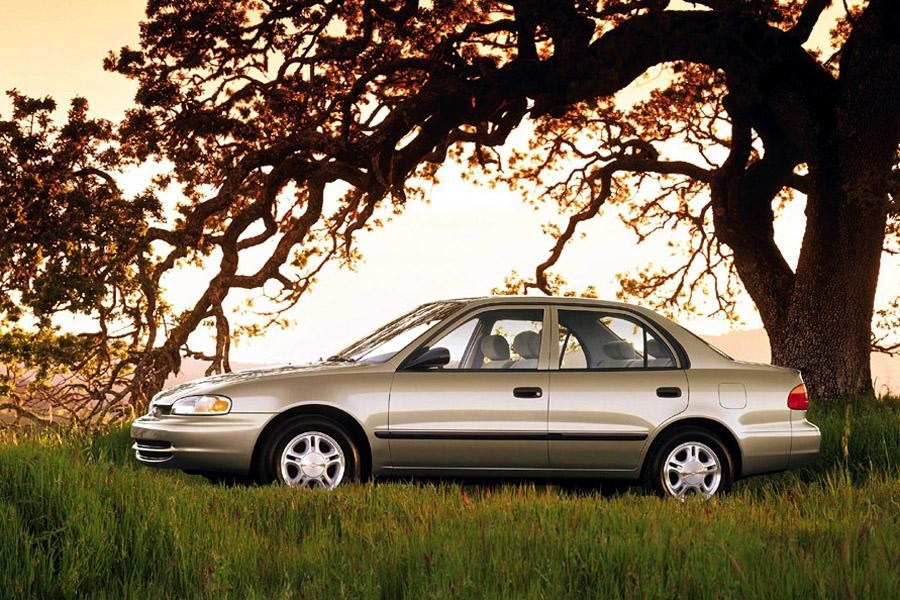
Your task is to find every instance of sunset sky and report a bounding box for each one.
[1,1,897,390]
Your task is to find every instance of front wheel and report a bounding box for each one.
[646,427,734,499]
[257,416,361,489]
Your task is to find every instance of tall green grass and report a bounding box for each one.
[1,398,898,598]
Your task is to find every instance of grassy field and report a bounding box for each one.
[1,398,898,599]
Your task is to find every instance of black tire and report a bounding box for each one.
[255,416,361,488]
[644,427,734,498]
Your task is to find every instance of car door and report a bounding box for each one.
[386,305,551,469]
[548,306,689,472]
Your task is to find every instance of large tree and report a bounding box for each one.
[2,0,897,423]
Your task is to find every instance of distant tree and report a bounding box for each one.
[1,0,897,424]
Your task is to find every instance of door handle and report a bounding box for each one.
[656,387,682,398]
[513,387,543,399]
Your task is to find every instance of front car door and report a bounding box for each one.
[386,305,551,470]
[548,306,689,473]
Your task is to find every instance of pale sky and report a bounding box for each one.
[1,1,897,377]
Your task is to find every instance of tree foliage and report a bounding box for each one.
[0,92,159,426]
[1,0,898,425]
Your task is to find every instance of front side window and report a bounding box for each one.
[558,309,676,370]
[410,308,544,370]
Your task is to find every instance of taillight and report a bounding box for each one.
[787,383,809,410]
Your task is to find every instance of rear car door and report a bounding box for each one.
[548,306,689,472]
[387,305,551,469]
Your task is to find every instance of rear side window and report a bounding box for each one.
[558,310,676,370]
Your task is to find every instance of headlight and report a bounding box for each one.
[170,395,232,415]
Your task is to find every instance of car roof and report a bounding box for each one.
[424,296,678,326]
[435,295,642,310]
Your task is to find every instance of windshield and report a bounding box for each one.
[332,300,465,364]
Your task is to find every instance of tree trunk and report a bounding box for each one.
[767,169,888,400]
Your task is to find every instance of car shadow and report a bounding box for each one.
[192,474,647,498]
[197,472,645,498]
[373,475,642,498]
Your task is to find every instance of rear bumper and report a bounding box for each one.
[790,418,821,468]
[130,413,272,474]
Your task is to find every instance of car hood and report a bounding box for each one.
[151,361,364,404]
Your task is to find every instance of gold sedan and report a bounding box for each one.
[132,297,820,498]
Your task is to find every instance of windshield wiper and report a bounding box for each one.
[326,354,356,363]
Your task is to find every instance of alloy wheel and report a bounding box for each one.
[279,431,346,489]
[662,441,722,499]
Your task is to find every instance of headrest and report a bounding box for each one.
[604,340,637,360]
[646,338,669,359]
[481,335,510,361]
[512,331,541,359]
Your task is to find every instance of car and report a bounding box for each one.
[131,296,820,498]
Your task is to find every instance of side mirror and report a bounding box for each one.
[401,346,451,370]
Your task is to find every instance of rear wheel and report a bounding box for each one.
[257,416,361,489]
[646,427,734,499]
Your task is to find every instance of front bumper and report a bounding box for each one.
[131,413,273,474]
